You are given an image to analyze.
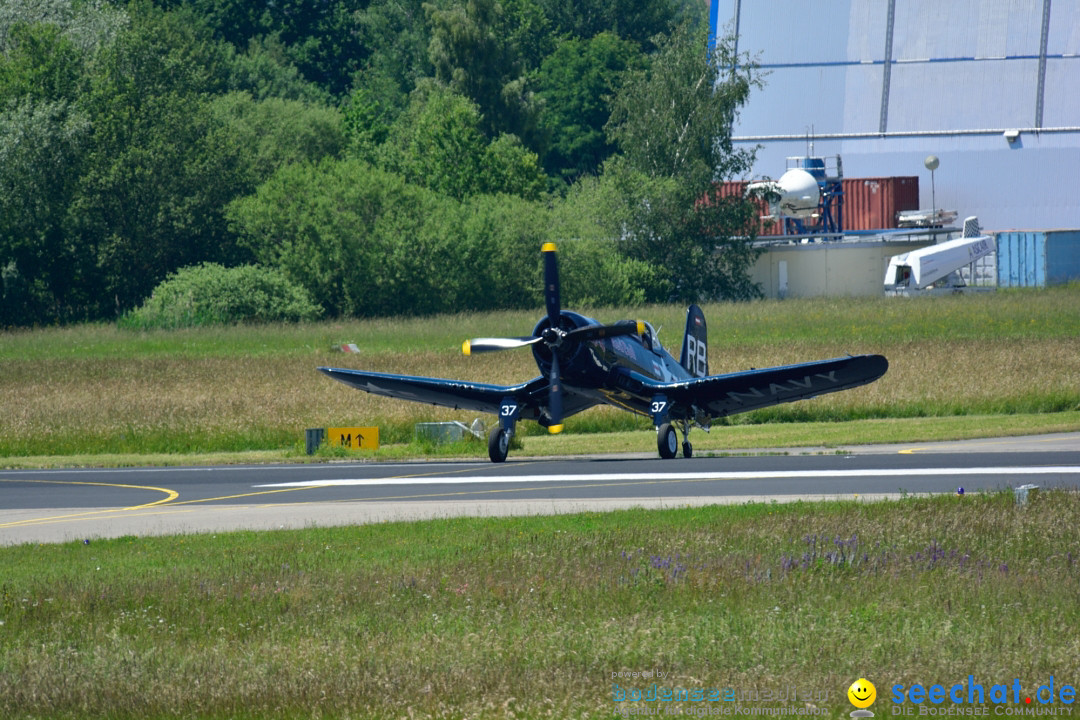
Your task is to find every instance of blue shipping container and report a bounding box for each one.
[996,230,1080,288]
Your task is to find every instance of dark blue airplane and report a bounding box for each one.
[319,243,888,462]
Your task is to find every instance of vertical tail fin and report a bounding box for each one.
[679,304,709,378]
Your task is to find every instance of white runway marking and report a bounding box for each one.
[255,466,1080,488]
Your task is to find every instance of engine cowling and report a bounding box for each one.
[530,311,595,375]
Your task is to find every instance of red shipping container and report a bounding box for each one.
[709,181,783,236]
[707,176,919,235]
[841,176,920,231]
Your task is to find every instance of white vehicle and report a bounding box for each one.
[885,217,994,294]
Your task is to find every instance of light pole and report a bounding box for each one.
[924,155,939,225]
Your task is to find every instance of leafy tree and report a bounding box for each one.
[496,0,555,72]
[482,133,547,200]
[453,191,654,311]
[378,86,486,199]
[0,22,84,104]
[0,0,762,325]
[536,32,644,181]
[152,0,367,96]
[210,91,344,186]
[351,0,432,110]
[70,5,249,313]
[72,94,249,312]
[378,86,545,200]
[0,0,127,56]
[341,84,397,163]
[228,157,647,318]
[533,0,677,49]
[228,159,467,317]
[0,1,126,324]
[424,0,540,144]
[607,23,757,185]
[602,20,763,302]
[221,35,331,104]
[0,99,93,325]
[549,175,659,306]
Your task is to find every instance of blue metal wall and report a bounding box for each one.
[713,0,1080,232]
[996,230,1080,287]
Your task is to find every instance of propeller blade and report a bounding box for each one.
[542,242,560,327]
[547,351,563,434]
[462,337,541,355]
[565,320,646,343]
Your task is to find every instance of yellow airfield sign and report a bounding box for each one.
[326,427,379,450]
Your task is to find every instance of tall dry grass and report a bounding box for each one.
[2,289,1078,455]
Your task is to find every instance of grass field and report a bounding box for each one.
[2,287,1079,461]
[2,490,1078,719]
[3,289,1079,720]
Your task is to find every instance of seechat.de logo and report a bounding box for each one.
[849,678,877,718]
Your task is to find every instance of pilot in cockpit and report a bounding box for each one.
[641,322,660,353]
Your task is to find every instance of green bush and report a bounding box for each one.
[119,263,323,329]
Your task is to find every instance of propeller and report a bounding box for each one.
[543,241,560,327]
[462,336,541,355]
[548,352,563,434]
[463,242,644,434]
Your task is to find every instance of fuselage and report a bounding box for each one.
[531,311,691,418]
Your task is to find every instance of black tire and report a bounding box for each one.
[657,423,677,459]
[682,441,693,458]
[488,427,510,463]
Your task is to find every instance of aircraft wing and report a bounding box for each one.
[317,367,598,420]
[635,354,888,420]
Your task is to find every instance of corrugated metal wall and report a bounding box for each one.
[996,230,1080,286]
[996,232,1047,287]
[1047,232,1080,284]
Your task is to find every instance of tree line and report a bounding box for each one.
[0,0,763,327]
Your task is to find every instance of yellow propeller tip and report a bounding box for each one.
[548,424,564,434]
[462,340,471,356]
[636,320,646,334]
[541,242,557,253]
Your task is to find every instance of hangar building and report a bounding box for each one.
[709,0,1080,232]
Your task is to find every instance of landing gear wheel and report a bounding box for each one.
[682,441,693,458]
[657,423,678,459]
[488,427,510,463]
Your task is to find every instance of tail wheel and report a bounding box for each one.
[488,427,510,463]
[682,441,693,458]
[657,423,678,459]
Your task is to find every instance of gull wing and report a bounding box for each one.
[318,367,598,421]
[637,354,888,420]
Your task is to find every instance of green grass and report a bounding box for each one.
[9,411,1080,469]
[4,290,1078,717]
[2,286,1079,460]
[2,490,1078,719]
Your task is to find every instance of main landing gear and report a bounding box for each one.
[489,426,511,463]
[488,397,522,463]
[656,421,692,459]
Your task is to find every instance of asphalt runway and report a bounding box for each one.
[2,432,1079,545]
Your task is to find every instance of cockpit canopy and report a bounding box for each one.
[621,320,661,353]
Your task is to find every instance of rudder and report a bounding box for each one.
[679,304,708,378]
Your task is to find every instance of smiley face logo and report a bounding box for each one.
[848,678,877,709]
